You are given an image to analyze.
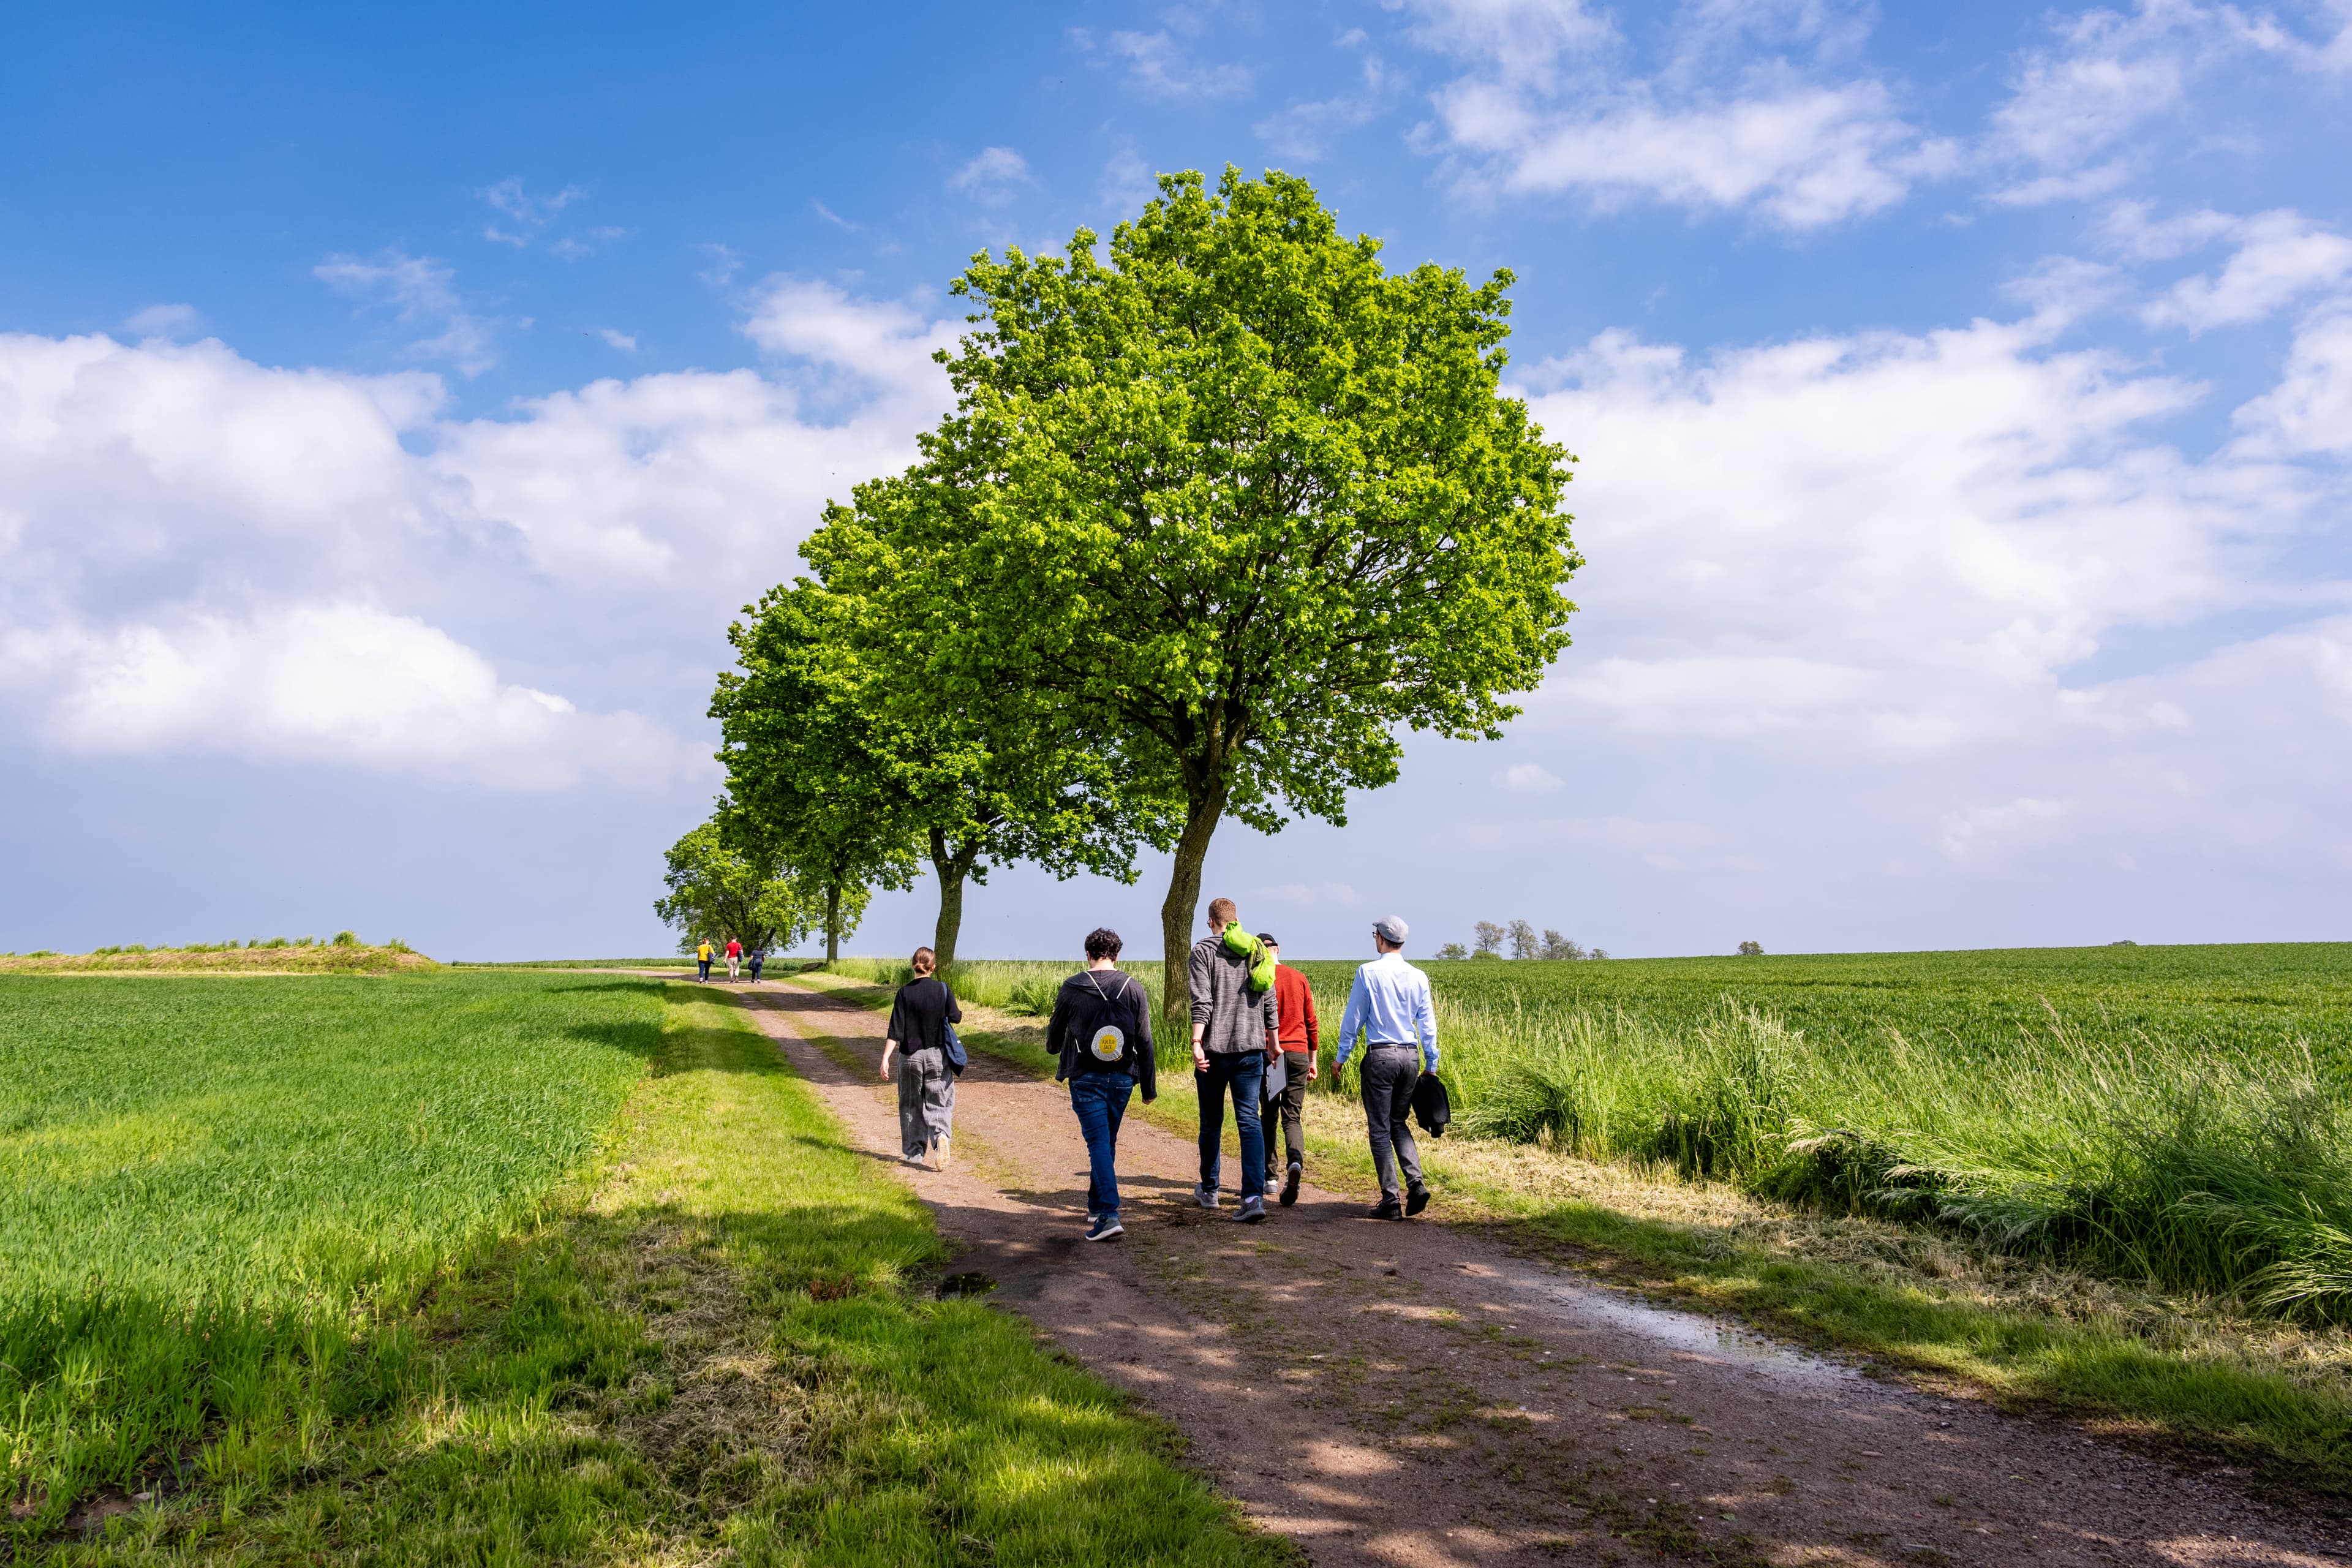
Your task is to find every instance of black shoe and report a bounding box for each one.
[1369,1200,1404,1221]
[1280,1161,1301,1207]
[1406,1184,1430,1216]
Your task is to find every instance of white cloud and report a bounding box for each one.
[1465,80,1945,227]
[1403,0,1614,83]
[1101,29,1250,97]
[1512,306,2352,866]
[1098,147,1158,216]
[1939,796,2076,859]
[548,226,629,262]
[314,251,497,376]
[598,328,638,352]
[810,199,859,230]
[2232,299,2352,456]
[1504,761,1564,790]
[948,146,1033,206]
[481,177,584,246]
[120,303,202,339]
[1256,56,1392,162]
[0,606,678,788]
[1980,0,2306,203]
[0,281,966,787]
[1406,1,1947,228]
[2141,210,2352,330]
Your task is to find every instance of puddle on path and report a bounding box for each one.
[1498,1264,1855,1392]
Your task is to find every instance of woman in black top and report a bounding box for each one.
[880,946,961,1168]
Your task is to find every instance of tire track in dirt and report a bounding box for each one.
[732,978,2346,1568]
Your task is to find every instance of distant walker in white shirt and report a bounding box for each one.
[1333,914,1439,1219]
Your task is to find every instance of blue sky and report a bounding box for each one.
[4,0,2350,961]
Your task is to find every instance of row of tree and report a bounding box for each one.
[1433,920,1608,961]
[656,168,1582,1019]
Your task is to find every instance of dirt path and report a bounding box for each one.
[732,979,2346,1568]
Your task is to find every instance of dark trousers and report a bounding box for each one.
[1359,1046,1425,1206]
[1069,1071,1134,1216]
[696,958,711,980]
[1195,1051,1266,1197]
[1262,1050,1310,1173]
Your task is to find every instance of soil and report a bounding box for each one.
[736,978,2351,1568]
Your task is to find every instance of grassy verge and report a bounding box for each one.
[790,969,2352,1502]
[40,981,1288,1564]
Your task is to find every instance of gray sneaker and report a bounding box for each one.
[1235,1196,1267,1224]
[1193,1183,1220,1209]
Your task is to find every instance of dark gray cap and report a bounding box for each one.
[1373,914,1409,944]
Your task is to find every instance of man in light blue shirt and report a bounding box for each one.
[1333,914,1438,1219]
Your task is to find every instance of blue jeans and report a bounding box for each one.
[1070,1071,1135,1217]
[1196,1051,1266,1197]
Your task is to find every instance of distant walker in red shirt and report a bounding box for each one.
[1257,935,1319,1207]
[725,937,743,980]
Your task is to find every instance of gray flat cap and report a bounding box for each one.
[1373,914,1409,944]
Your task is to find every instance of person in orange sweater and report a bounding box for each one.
[1257,933,1319,1207]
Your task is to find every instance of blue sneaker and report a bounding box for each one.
[1085,1213,1125,1242]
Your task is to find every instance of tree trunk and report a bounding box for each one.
[825,881,840,963]
[1157,786,1226,1032]
[929,827,978,970]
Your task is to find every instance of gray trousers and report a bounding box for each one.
[897,1047,955,1156]
[1359,1046,1425,1205]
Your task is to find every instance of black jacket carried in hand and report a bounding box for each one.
[1411,1071,1451,1137]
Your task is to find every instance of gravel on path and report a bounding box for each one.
[734,979,2348,1568]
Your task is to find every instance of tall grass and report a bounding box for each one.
[826,956,1167,1023]
[1428,992,2352,1321]
[844,948,2352,1320]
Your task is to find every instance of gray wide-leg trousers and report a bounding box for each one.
[897,1046,956,1156]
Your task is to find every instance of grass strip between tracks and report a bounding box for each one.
[792,968,2352,1507]
[40,982,1289,1565]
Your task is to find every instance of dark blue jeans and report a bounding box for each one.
[1069,1071,1135,1217]
[1195,1050,1267,1197]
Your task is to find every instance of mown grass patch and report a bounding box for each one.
[16,975,1289,1564]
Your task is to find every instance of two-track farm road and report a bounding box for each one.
[734,979,2346,1568]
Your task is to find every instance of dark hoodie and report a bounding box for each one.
[1047,967,1157,1102]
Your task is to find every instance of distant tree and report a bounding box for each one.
[1436,941,1469,960]
[717,581,1150,967]
[1472,921,1507,958]
[1589,947,1609,960]
[1738,940,1763,956]
[1507,919,1539,960]
[1540,929,1585,960]
[809,167,1581,1020]
[654,816,827,954]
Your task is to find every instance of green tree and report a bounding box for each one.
[807,168,1580,1017]
[710,589,917,963]
[653,816,828,954]
[715,581,1157,967]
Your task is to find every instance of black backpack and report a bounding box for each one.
[1069,971,1145,1074]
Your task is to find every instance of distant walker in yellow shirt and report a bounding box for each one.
[696,940,714,982]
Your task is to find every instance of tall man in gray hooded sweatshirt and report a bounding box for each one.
[1189,896,1280,1223]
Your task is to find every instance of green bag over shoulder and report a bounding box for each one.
[1220,922,1278,995]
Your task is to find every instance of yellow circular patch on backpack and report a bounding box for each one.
[1090,1024,1126,1061]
